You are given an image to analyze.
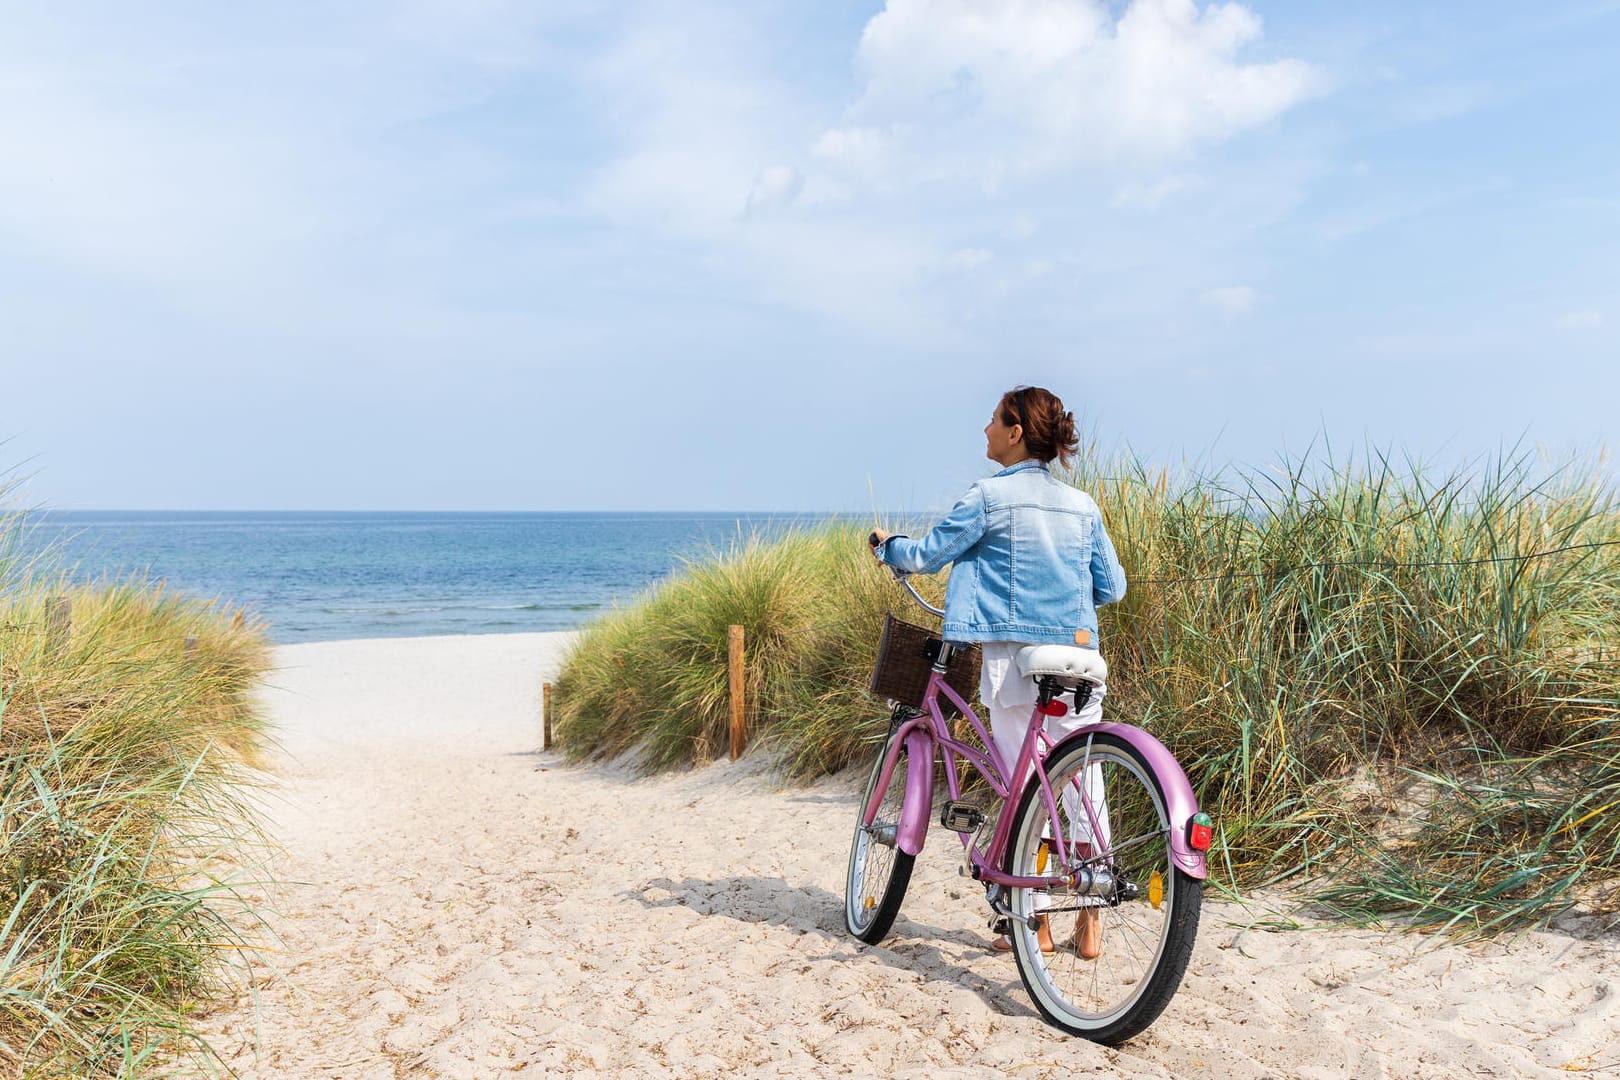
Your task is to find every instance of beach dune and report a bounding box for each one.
[203,633,1618,1078]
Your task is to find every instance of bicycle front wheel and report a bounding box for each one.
[844,728,917,944]
[1005,731,1201,1044]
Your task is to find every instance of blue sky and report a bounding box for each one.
[2,1,1615,512]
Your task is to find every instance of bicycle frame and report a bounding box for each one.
[862,659,1209,889]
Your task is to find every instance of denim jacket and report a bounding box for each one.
[876,460,1127,646]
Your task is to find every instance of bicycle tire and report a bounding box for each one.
[844,728,917,944]
[1004,731,1201,1043]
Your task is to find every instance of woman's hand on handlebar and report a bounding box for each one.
[869,529,910,581]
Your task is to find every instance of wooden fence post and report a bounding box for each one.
[728,624,746,761]
[46,596,71,654]
[543,682,554,750]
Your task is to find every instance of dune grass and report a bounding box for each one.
[1,507,274,1077]
[554,446,1620,933]
[1074,446,1620,932]
[553,527,923,775]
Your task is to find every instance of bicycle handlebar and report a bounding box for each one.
[899,577,945,618]
[869,532,945,618]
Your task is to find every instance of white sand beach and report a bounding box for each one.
[203,633,1619,1078]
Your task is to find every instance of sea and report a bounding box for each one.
[13,511,853,644]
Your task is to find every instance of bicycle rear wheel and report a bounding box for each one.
[1005,731,1201,1044]
[845,728,917,944]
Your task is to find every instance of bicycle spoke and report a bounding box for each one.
[1083,827,1169,866]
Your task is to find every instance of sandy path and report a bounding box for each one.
[203,634,1620,1078]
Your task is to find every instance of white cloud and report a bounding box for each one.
[1111,172,1206,209]
[728,217,951,344]
[744,165,803,215]
[1558,310,1604,329]
[818,0,1320,189]
[812,126,893,174]
[1204,285,1258,314]
[1003,215,1038,239]
[567,1,1322,343]
[580,9,827,236]
[584,45,774,228]
[943,247,994,270]
[0,5,589,327]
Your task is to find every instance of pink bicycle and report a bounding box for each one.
[845,560,1212,1043]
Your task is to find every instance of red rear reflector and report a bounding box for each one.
[1188,813,1214,852]
[1037,700,1068,717]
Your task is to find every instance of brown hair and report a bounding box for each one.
[998,385,1079,468]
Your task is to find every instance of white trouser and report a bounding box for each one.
[980,642,1109,909]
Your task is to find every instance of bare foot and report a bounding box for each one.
[992,915,1055,954]
[1076,908,1102,960]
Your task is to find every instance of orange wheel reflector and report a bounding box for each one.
[1149,870,1164,910]
[864,896,875,910]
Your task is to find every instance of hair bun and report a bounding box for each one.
[999,386,1080,468]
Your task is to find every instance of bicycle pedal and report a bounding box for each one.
[940,800,987,832]
[990,916,1011,936]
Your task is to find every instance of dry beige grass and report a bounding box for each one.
[1,574,273,1077]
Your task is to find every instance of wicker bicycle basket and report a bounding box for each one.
[869,613,981,714]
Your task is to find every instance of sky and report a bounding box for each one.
[2,0,1616,512]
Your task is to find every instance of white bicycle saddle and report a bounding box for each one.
[1016,644,1108,686]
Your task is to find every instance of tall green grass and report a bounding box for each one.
[1,505,273,1077]
[1077,447,1620,931]
[553,527,923,775]
[555,447,1620,932]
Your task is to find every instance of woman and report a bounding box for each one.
[870,385,1125,958]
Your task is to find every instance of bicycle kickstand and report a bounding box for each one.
[985,883,1041,932]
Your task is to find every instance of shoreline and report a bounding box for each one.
[264,627,590,648]
[271,628,581,648]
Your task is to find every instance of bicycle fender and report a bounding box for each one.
[1053,722,1209,880]
[897,726,934,857]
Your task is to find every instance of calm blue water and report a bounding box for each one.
[16,511,847,644]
